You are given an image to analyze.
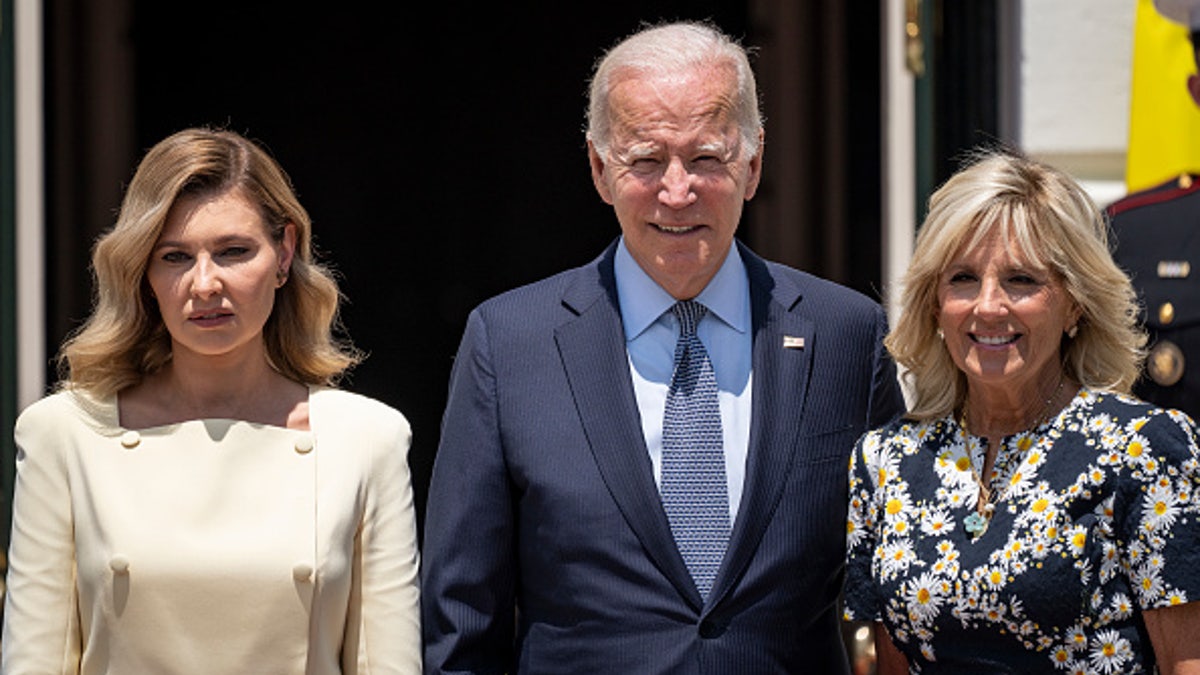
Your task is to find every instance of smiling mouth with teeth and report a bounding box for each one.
[972,334,1019,345]
[654,224,700,234]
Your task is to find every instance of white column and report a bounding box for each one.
[881,0,916,324]
[16,0,45,408]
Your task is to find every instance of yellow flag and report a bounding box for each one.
[1126,0,1200,192]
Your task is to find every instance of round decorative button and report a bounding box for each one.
[294,435,314,454]
[292,563,314,581]
[1148,340,1186,387]
[110,555,130,574]
[1159,302,1176,326]
[120,431,141,448]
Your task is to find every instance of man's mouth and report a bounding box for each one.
[653,223,702,234]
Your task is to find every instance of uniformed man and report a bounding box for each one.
[1107,0,1200,417]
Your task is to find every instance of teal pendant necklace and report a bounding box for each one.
[960,436,997,539]
[963,505,992,537]
[959,375,1066,540]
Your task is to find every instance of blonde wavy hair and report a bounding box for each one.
[888,149,1146,420]
[59,127,361,397]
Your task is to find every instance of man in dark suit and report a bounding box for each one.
[421,20,905,674]
[1107,0,1200,417]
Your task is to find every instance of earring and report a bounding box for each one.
[1066,324,1078,338]
[936,327,945,340]
[276,268,288,287]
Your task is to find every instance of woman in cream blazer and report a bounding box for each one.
[2,128,421,674]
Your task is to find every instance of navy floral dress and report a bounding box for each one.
[844,389,1200,673]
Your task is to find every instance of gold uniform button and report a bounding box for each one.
[1180,174,1193,190]
[1159,302,1176,325]
[1148,340,1186,387]
[120,431,141,448]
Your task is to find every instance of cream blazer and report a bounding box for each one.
[2,386,421,674]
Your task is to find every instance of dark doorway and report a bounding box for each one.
[40,0,884,535]
[125,2,751,531]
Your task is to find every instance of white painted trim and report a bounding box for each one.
[881,0,916,324]
[16,0,45,408]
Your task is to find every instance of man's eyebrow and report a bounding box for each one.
[625,144,659,159]
[696,141,730,155]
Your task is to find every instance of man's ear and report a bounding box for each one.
[744,129,765,201]
[588,141,615,205]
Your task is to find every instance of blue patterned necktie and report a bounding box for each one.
[660,300,731,601]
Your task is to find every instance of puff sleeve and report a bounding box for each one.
[3,396,84,673]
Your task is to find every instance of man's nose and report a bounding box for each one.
[658,157,697,208]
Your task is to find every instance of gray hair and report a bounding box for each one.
[585,21,763,161]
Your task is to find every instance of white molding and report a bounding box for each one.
[16,0,46,407]
[881,0,916,324]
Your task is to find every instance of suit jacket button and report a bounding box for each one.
[293,562,314,581]
[698,619,725,639]
[109,555,130,574]
[294,434,314,454]
[120,431,140,448]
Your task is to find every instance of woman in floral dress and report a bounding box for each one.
[844,150,1200,673]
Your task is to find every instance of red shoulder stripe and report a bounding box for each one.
[1106,175,1200,217]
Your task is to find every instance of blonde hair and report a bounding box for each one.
[585,20,762,161]
[59,127,361,396]
[888,149,1146,420]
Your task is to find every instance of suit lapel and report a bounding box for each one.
[708,245,814,607]
[553,245,703,608]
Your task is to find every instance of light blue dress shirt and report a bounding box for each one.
[614,238,753,524]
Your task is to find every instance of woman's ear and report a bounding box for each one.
[279,223,297,271]
[274,223,297,287]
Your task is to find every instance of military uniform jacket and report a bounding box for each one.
[1107,173,1200,418]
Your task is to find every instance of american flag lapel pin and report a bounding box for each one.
[783,335,805,349]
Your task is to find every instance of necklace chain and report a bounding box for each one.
[958,373,1066,538]
[960,373,1066,440]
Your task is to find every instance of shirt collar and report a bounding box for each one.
[614,237,749,341]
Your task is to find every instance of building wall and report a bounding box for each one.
[1019,0,1136,206]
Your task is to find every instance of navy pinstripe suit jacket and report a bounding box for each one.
[421,240,904,674]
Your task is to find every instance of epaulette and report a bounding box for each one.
[1106,174,1200,218]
